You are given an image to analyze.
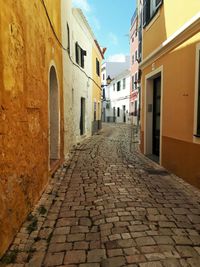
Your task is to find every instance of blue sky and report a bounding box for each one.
[72,0,136,62]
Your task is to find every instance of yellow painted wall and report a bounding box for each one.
[0,0,63,257]
[92,46,102,122]
[141,33,200,141]
[143,0,200,59]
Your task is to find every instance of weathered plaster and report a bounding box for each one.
[0,0,63,256]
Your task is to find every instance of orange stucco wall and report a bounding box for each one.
[140,32,200,188]
[0,0,63,256]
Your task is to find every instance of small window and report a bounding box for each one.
[132,76,135,91]
[123,78,126,89]
[113,83,115,91]
[96,58,100,76]
[132,55,134,65]
[135,50,138,61]
[135,30,137,37]
[117,81,121,91]
[103,74,105,80]
[135,72,138,89]
[117,107,120,117]
[75,42,86,68]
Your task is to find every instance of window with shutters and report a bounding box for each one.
[135,50,138,61]
[196,48,200,136]
[123,78,126,89]
[96,58,100,76]
[117,81,121,91]
[75,42,87,68]
[132,76,135,91]
[143,0,163,27]
[132,55,134,65]
[134,72,138,89]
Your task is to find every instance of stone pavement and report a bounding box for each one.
[1,124,200,267]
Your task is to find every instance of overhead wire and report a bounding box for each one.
[40,0,103,91]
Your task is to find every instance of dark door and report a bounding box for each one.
[113,107,116,122]
[80,97,85,135]
[152,76,161,156]
[123,105,126,123]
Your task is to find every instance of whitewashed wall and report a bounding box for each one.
[61,0,75,157]
[106,70,131,124]
[71,8,93,143]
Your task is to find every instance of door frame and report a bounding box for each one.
[144,66,163,164]
[48,61,60,171]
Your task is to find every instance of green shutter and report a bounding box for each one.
[143,0,150,27]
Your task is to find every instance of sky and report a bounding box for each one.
[72,0,136,62]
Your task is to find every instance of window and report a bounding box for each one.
[103,74,105,80]
[75,42,87,68]
[135,50,138,62]
[132,76,135,91]
[123,78,126,89]
[67,23,70,54]
[96,58,100,76]
[135,72,138,89]
[113,83,115,91]
[103,88,105,99]
[135,30,137,37]
[117,107,120,117]
[132,54,134,65]
[134,101,138,116]
[117,81,121,91]
[197,49,200,135]
[143,0,163,27]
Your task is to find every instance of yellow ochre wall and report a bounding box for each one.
[143,0,200,59]
[92,46,102,131]
[0,0,63,256]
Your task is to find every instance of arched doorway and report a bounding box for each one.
[49,65,60,167]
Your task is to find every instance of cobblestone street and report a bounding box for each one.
[2,124,200,267]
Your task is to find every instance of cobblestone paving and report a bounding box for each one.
[1,124,200,267]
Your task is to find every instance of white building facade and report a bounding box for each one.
[101,57,130,122]
[71,8,94,143]
[105,70,131,123]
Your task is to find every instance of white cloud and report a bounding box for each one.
[72,0,91,13]
[107,54,126,62]
[108,32,118,46]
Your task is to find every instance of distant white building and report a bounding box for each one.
[105,69,131,123]
[101,56,130,122]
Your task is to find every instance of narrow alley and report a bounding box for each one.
[2,124,200,267]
